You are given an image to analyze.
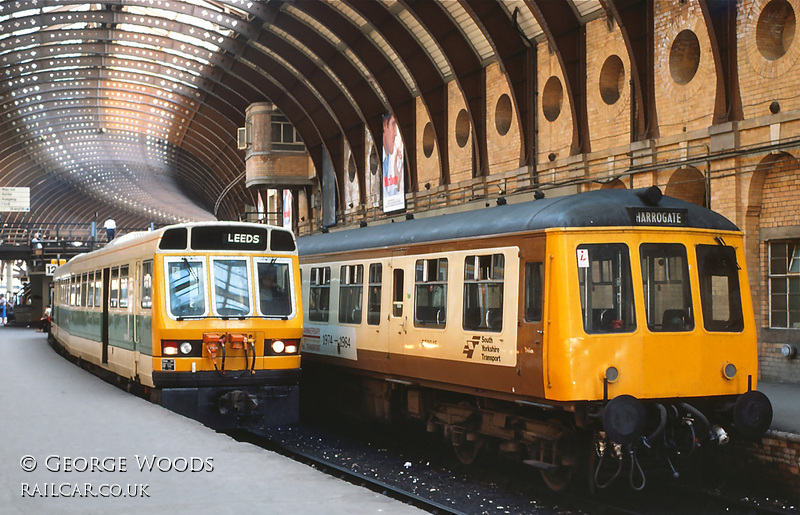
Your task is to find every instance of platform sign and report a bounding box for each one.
[0,187,30,212]
[45,263,59,276]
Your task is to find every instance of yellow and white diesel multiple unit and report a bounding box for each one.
[51,222,302,433]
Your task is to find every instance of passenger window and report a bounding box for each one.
[339,264,363,324]
[87,272,95,308]
[110,267,119,308]
[368,263,382,325]
[94,271,102,307]
[119,265,129,308]
[415,258,447,328]
[463,254,504,332]
[524,262,544,322]
[80,273,88,307]
[309,267,330,322]
[141,261,153,309]
[640,244,694,332]
[577,244,636,334]
[696,245,744,332]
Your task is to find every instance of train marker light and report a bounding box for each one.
[163,341,178,355]
[723,363,737,380]
[180,342,193,355]
[604,366,619,383]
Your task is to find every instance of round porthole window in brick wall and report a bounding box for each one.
[757,0,795,60]
[348,154,356,182]
[422,122,435,158]
[495,94,512,135]
[669,30,701,85]
[542,76,563,122]
[455,109,470,148]
[599,55,625,105]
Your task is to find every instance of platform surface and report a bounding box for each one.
[0,326,424,514]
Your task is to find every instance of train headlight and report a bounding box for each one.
[723,363,737,380]
[265,339,300,356]
[604,366,619,383]
[179,342,193,355]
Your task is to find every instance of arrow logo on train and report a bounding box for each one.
[463,336,480,359]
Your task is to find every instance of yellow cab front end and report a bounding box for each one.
[543,226,771,444]
[145,244,303,429]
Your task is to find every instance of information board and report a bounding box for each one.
[0,187,30,212]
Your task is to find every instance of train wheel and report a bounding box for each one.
[538,421,578,492]
[453,431,484,465]
[450,401,484,465]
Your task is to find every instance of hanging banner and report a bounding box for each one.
[283,190,293,229]
[381,113,405,213]
[257,191,265,221]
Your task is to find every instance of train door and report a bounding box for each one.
[132,261,140,353]
[388,260,407,342]
[518,236,546,398]
[101,267,110,364]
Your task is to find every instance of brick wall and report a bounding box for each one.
[536,44,573,167]
[585,16,631,153]
[448,80,473,185]
[738,0,800,120]
[653,0,717,138]
[484,62,521,174]
[714,431,800,501]
[416,95,440,190]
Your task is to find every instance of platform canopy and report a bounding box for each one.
[0,0,612,228]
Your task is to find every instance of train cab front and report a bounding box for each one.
[549,228,774,489]
[152,328,302,432]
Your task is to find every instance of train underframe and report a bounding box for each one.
[302,363,772,492]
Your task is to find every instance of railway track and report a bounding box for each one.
[226,420,798,515]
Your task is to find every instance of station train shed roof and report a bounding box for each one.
[0,0,651,231]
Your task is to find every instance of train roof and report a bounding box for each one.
[297,187,740,256]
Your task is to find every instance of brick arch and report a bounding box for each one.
[665,166,706,206]
[745,151,799,336]
[749,152,800,219]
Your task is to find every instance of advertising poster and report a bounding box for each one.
[381,113,405,213]
[282,189,292,228]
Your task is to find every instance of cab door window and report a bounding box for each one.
[696,245,744,332]
[577,244,636,333]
